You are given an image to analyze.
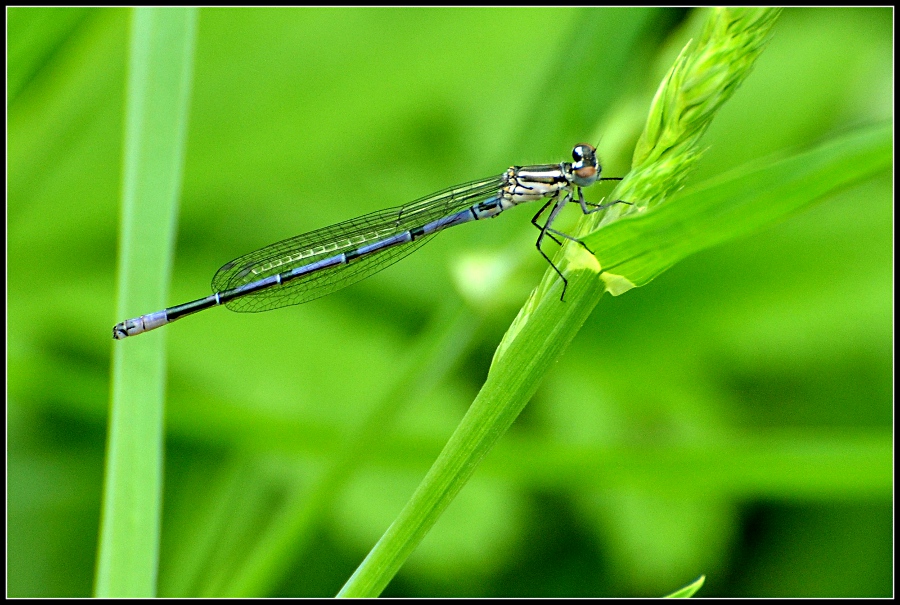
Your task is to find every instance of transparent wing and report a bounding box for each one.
[212,174,504,312]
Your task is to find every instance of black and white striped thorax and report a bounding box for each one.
[466,143,602,221]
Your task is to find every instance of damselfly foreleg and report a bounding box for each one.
[575,186,632,215]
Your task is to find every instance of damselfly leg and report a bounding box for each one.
[530,184,633,301]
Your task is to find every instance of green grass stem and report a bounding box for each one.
[95,7,196,597]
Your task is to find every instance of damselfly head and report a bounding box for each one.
[570,143,600,187]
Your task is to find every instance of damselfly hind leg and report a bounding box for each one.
[528,195,566,300]
[534,239,569,301]
[543,227,595,255]
[529,187,632,301]
[531,193,595,301]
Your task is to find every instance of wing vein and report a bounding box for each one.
[211,174,504,312]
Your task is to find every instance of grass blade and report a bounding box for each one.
[664,574,706,598]
[94,7,196,597]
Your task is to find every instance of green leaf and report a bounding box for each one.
[94,7,196,598]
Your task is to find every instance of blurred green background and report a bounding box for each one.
[7,7,892,597]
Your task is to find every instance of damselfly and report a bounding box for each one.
[113,144,628,339]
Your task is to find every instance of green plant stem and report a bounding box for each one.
[95,7,196,597]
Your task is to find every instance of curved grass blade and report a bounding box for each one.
[664,575,706,598]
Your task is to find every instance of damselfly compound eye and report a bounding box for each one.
[572,143,596,162]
